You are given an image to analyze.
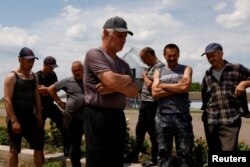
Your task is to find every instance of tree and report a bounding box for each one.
[189,82,201,92]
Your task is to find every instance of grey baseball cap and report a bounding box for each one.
[103,16,133,36]
[201,43,223,56]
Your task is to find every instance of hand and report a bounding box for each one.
[38,85,49,96]
[235,82,246,96]
[11,121,21,134]
[96,83,114,95]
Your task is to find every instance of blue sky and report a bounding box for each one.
[1,0,250,98]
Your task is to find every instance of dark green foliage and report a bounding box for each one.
[124,120,149,160]
[0,126,8,145]
[189,82,201,91]
[48,121,63,147]
[192,137,208,167]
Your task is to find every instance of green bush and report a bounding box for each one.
[192,137,208,167]
[124,120,149,160]
[0,126,8,145]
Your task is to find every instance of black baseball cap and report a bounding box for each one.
[43,56,58,68]
[19,47,38,60]
[103,16,133,36]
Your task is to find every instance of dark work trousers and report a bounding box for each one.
[203,117,241,152]
[155,113,194,167]
[83,106,126,167]
[42,103,70,153]
[131,101,158,162]
[64,112,84,167]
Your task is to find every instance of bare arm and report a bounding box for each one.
[34,74,43,128]
[152,69,173,98]
[235,80,250,96]
[158,66,192,93]
[47,84,66,109]
[143,71,153,89]
[4,72,21,134]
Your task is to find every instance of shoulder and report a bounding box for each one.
[4,71,16,84]
[85,48,102,59]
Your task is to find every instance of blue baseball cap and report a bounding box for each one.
[201,43,223,56]
[19,47,38,60]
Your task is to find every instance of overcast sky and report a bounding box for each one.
[1,0,250,98]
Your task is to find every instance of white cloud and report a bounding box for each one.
[161,0,176,7]
[0,26,40,47]
[61,5,82,22]
[216,0,250,29]
[66,23,87,39]
[1,1,250,98]
[213,2,227,11]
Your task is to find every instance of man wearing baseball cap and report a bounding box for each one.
[4,47,44,167]
[83,16,138,167]
[201,43,250,153]
[36,56,70,157]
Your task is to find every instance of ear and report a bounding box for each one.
[103,29,110,37]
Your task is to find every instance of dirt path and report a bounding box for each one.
[124,109,250,146]
[1,108,250,145]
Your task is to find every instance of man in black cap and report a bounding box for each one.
[36,56,69,156]
[83,16,138,167]
[201,43,250,152]
[4,47,44,167]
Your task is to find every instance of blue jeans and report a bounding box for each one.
[155,113,194,167]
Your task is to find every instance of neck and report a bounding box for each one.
[17,68,31,76]
[101,44,116,58]
[168,63,178,69]
[213,61,225,71]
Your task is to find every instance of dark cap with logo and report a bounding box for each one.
[19,47,38,60]
[43,56,58,68]
[201,43,223,56]
[103,16,133,36]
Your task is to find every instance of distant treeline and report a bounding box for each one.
[189,82,201,92]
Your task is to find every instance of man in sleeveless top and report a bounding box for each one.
[36,56,70,156]
[152,44,194,167]
[4,47,44,167]
[201,43,250,152]
[83,16,138,167]
[125,47,164,166]
[48,61,85,167]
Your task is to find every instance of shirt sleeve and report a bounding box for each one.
[85,49,112,76]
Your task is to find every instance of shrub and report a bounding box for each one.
[192,137,208,167]
[124,120,149,160]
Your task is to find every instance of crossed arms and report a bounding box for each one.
[152,66,192,98]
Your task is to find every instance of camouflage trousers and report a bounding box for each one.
[155,112,194,167]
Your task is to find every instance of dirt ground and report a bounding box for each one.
[124,109,250,146]
[1,108,250,145]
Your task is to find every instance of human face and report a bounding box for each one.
[106,30,127,55]
[71,63,83,80]
[19,58,35,72]
[206,51,224,70]
[140,52,152,66]
[164,48,179,69]
[44,64,55,74]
